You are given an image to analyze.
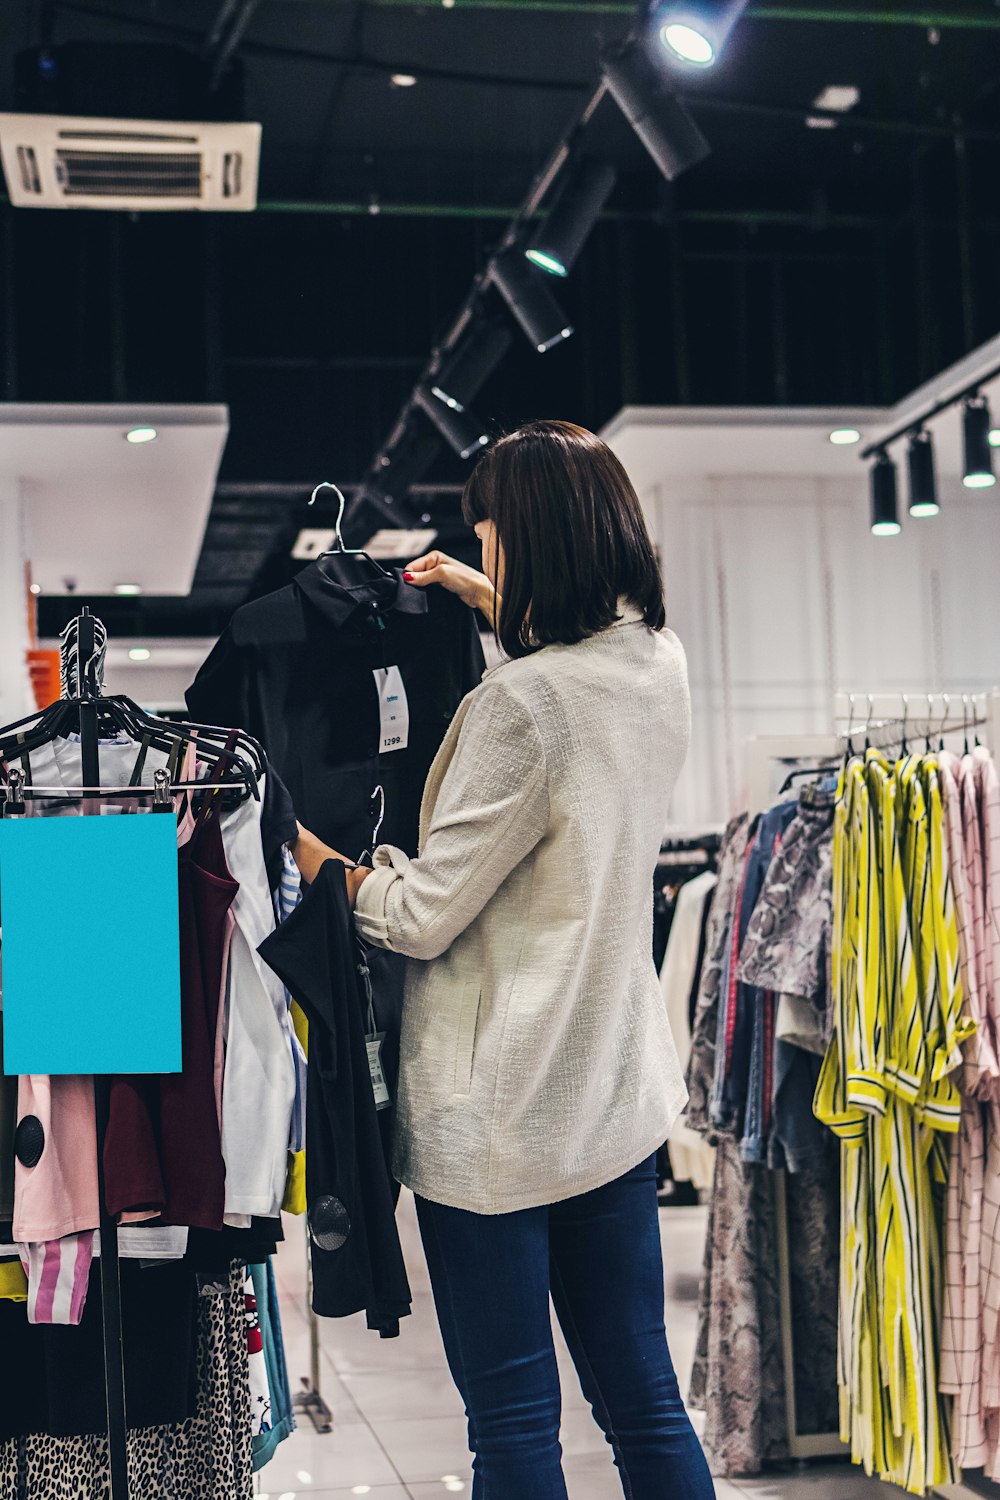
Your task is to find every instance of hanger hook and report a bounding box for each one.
[864,694,874,749]
[901,694,909,752]
[371,784,385,847]
[940,693,949,750]
[308,481,349,553]
[926,692,934,753]
[963,694,970,753]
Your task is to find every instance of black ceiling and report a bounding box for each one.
[4,0,1000,637]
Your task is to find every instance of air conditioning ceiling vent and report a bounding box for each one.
[0,113,260,211]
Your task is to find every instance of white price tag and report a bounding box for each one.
[366,1033,392,1111]
[373,665,409,754]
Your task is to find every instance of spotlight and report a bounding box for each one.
[128,647,151,661]
[828,428,861,446]
[906,429,939,518]
[963,396,997,489]
[490,250,574,352]
[113,583,143,596]
[870,452,901,536]
[125,426,158,444]
[414,385,490,460]
[430,321,512,412]
[656,0,750,66]
[525,159,617,278]
[601,41,711,181]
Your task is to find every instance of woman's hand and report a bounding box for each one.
[292,824,373,909]
[404,551,497,621]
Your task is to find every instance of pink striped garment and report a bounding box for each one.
[18,1231,94,1325]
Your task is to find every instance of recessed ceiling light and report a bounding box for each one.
[29,583,41,595]
[829,427,861,445]
[125,426,158,444]
[813,85,860,112]
[114,583,143,596]
[806,116,837,130]
[990,428,1000,447]
[128,647,151,661]
[296,1474,313,1486]
[391,72,417,87]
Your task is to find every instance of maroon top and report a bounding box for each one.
[103,807,237,1229]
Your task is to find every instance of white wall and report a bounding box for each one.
[0,480,32,725]
[636,470,1000,827]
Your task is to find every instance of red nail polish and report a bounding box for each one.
[403,571,414,581]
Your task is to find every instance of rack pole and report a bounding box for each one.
[76,610,130,1500]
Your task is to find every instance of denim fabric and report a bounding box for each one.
[251,1259,295,1471]
[740,990,774,1165]
[415,1156,716,1500]
[724,801,798,1143]
[767,1039,835,1174]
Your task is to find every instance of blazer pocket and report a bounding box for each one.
[453,982,481,1097]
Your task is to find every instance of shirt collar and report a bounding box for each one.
[294,560,429,629]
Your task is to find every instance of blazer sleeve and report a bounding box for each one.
[354,677,549,961]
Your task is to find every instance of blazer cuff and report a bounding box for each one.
[353,845,410,949]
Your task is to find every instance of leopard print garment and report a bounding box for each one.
[0,1263,252,1500]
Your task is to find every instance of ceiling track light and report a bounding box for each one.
[525,159,617,278]
[963,395,997,489]
[430,321,513,413]
[870,451,901,536]
[414,385,490,460]
[906,429,939,518]
[490,249,574,352]
[656,0,750,66]
[601,41,711,182]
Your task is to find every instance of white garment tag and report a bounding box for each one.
[373,665,409,754]
[366,1033,392,1111]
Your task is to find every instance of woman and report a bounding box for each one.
[294,420,714,1500]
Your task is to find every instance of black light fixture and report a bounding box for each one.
[525,159,617,278]
[906,429,939,518]
[870,451,901,536]
[601,40,711,181]
[963,395,997,489]
[490,249,574,352]
[414,384,490,460]
[655,0,750,67]
[430,321,513,413]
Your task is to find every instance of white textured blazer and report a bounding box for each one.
[354,603,692,1214]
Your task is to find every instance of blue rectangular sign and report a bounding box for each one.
[0,814,182,1075]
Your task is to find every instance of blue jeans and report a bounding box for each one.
[415,1155,716,1500]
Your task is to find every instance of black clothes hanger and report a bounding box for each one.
[0,610,259,808]
[778,764,839,794]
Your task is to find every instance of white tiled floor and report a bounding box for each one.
[257,1193,899,1500]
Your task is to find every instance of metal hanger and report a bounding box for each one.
[356,784,386,867]
[308,481,395,578]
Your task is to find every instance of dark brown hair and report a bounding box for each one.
[462,419,666,659]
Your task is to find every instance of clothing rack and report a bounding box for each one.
[0,610,257,1500]
[745,691,1000,1497]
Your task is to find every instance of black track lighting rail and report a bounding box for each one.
[860,357,1000,458]
[359,76,608,498]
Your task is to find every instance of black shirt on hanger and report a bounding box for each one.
[185,559,486,860]
[259,859,412,1338]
